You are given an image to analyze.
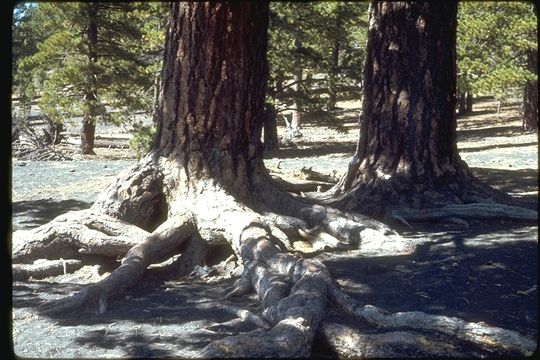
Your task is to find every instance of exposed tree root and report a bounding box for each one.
[13,259,83,281]
[12,210,149,264]
[39,215,195,315]
[329,289,537,356]
[320,323,467,357]
[12,155,536,357]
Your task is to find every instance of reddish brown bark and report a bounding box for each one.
[153,2,268,195]
[331,2,511,217]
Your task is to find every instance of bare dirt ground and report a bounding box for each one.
[10,98,538,357]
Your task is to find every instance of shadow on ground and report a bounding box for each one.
[12,220,538,358]
[265,140,356,159]
[470,167,538,203]
[458,124,529,142]
[322,221,538,341]
[12,199,90,231]
[13,275,259,358]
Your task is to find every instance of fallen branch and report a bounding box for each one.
[271,176,334,194]
[296,167,340,184]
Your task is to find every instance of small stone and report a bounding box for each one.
[17,162,27,166]
[69,169,76,172]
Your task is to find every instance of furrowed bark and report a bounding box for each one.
[326,2,534,222]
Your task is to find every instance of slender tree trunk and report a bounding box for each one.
[457,92,467,115]
[327,9,342,111]
[152,74,161,125]
[263,103,279,152]
[465,91,473,114]
[330,1,513,217]
[290,38,303,132]
[291,70,303,131]
[523,48,538,131]
[80,3,99,155]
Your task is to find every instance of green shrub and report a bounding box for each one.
[129,122,156,157]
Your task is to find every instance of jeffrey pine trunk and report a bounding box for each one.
[152,1,268,194]
[328,1,528,221]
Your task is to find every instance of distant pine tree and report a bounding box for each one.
[15,2,168,154]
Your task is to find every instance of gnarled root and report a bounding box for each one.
[321,323,466,357]
[39,215,195,315]
[201,222,333,358]
[12,210,149,264]
[328,288,537,356]
[13,259,84,281]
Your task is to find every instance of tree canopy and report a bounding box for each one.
[457,2,537,102]
[12,2,167,153]
[267,2,368,128]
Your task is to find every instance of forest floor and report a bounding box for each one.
[11,98,538,357]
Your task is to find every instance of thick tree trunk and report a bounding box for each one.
[523,48,538,131]
[152,2,268,195]
[80,3,99,155]
[327,2,523,220]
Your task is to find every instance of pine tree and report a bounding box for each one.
[328,1,536,223]
[12,2,537,357]
[456,2,537,114]
[267,2,368,134]
[16,2,166,154]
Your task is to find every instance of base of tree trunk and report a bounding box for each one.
[322,158,538,228]
[11,153,536,357]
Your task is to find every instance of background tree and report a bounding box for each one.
[327,1,536,224]
[12,3,52,116]
[16,2,166,154]
[522,46,538,130]
[266,2,368,137]
[456,2,537,116]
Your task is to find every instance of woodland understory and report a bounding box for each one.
[12,151,538,358]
